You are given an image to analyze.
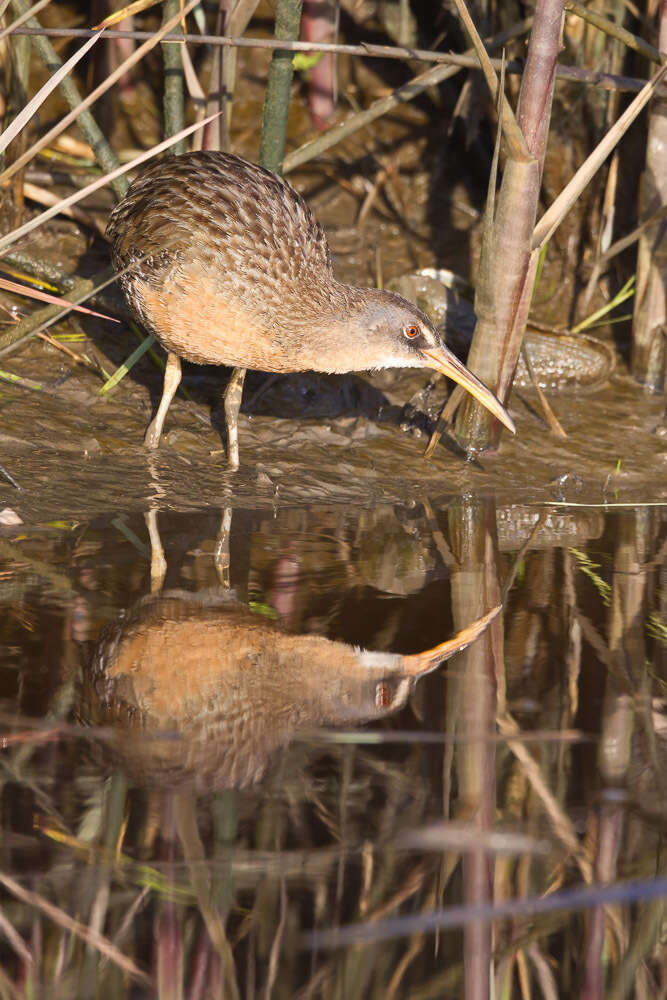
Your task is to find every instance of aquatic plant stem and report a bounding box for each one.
[259,0,303,173]
[453,0,563,451]
[162,0,186,155]
[9,0,126,199]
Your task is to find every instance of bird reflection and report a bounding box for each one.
[82,590,498,793]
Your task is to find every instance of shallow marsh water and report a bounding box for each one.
[0,246,665,999]
[0,481,665,996]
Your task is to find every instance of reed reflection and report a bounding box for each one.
[3,500,665,998]
[446,496,503,1000]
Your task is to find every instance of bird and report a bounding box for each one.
[82,589,499,791]
[107,151,514,469]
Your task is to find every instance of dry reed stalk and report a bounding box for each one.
[631,0,667,389]
[202,0,261,153]
[0,111,222,255]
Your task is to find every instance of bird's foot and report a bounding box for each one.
[144,421,162,449]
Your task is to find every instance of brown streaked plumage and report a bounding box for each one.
[82,590,499,791]
[107,151,515,467]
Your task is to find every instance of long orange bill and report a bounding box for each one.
[422,346,516,434]
[402,605,502,676]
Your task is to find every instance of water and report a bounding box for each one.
[1,498,664,997]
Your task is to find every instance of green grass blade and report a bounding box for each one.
[99,335,155,395]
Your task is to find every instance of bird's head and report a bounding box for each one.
[330,287,515,434]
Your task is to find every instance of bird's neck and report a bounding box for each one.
[286,282,384,374]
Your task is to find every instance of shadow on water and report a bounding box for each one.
[0,496,665,997]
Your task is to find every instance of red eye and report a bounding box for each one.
[404,324,419,339]
[375,683,391,708]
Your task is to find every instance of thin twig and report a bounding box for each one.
[520,343,567,437]
[598,203,667,265]
[0,462,22,490]
[7,25,662,96]
[284,19,530,172]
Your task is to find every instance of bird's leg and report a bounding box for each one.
[145,352,182,449]
[223,366,246,470]
[214,506,233,587]
[144,508,167,592]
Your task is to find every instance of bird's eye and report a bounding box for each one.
[404,324,420,340]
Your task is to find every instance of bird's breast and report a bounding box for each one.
[133,268,300,372]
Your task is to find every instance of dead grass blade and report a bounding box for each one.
[497,713,591,879]
[532,64,667,250]
[598,203,667,265]
[0,904,33,964]
[94,0,166,29]
[449,0,532,162]
[0,29,103,157]
[0,0,50,42]
[23,181,106,234]
[527,942,559,1000]
[0,0,201,188]
[0,111,222,254]
[565,0,666,66]
[0,368,44,391]
[0,871,152,985]
[0,276,118,321]
[520,343,567,437]
[100,334,155,394]
[0,266,127,359]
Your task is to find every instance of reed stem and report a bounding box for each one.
[162,0,186,155]
[259,0,303,173]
